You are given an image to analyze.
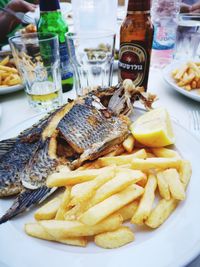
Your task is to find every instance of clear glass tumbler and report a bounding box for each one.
[9,33,62,111]
[174,13,200,60]
[66,31,116,96]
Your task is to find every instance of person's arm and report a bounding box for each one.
[0,0,36,43]
[191,1,200,12]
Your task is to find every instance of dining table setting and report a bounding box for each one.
[0,0,200,267]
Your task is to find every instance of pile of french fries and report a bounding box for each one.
[172,61,200,91]
[0,56,22,87]
[25,135,191,249]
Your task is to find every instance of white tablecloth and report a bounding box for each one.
[0,68,200,267]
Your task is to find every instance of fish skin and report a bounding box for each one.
[0,116,49,197]
[57,97,129,168]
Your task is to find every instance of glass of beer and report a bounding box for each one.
[174,13,200,60]
[9,33,63,112]
[66,31,115,96]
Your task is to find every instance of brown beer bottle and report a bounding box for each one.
[118,0,153,91]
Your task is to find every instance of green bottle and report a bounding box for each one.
[38,0,73,92]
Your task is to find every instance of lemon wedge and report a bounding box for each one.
[130,108,175,147]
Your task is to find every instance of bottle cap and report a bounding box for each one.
[128,0,151,11]
[39,0,60,12]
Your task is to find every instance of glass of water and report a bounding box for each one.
[66,31,115,96]
[174,13,200,60]
[9,33,62,111]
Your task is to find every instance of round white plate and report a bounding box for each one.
[163,61,200,102]
[26,3,72,23]
[0,84,24,95]
[0,111,200,267]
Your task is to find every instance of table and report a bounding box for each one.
[0,69,200,267]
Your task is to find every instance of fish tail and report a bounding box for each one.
[0,186,56,224]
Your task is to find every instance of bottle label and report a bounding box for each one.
[59,43,73,80]
[152,25,176,50]
[118,42,147,86]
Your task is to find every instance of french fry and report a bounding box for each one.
[174,64,188,80]
[145,198,179,228]
[179,160,192,189]
[0,65,18,74]
[70,168,115,205]
[131,174,157,225]
[0,56,9,66]
[90,170,146,206]
[98,149,147,166]
[156,171,170,200]
[122,135,135,153]
[79,184,144,226]
[94,226,134,249]
[131,157,181,172]
[34,196,62,220]
[25,223,87,247]
[39,213,123,238]
[151,148,181,159]
[47,166,114,187]
[188,61,200,78]
[55,187,71,220]
[117,201,138,221]
[163,169,185,200]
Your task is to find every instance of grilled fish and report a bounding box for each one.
[0,80,156,223]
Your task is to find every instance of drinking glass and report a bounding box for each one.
[9,33,62,111]
[174,13,200,60]
[66,31,116,96]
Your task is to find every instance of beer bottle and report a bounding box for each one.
[118,0,153,91]
[38,0,73,92]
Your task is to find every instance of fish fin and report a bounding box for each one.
[0,186,56,224]
[0,137,18,158]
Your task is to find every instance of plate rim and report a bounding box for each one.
[163,61,200,102]
[0,109,200,267]
[0,83,24,95]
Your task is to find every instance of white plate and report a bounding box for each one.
[0,111,200,267]
[163,61,200,102]
[0,84,24,95]
[26,3,72,23]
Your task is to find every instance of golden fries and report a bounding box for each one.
[122,135,135,153]
[172,61,200,91]
[163,169,185,200]
[0,56,22,87]
[34,196,62,221]
[98,149,147,166]
[94,226,134,249]
[145,198,179,228]
[79,184,144,225]
[39,213,123,238]
[25,223,87,247]
[157,171,171,200]
[131,174,157,225]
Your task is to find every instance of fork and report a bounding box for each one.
[189,110,200,135]
[0,7,35,25]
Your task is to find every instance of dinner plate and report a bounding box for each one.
[0,110,200,267]
[163,61,200,102]
[26,3,72,23]
[0,84,24,95]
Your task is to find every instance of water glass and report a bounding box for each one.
[66,31,115,96]
[174,13,200,60]
[71,0,118,33]
[9,33,62,111]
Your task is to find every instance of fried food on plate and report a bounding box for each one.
[23,107,192,249]
[0,56,22,87]
[172,61,200,91]
[94,226,134,249]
